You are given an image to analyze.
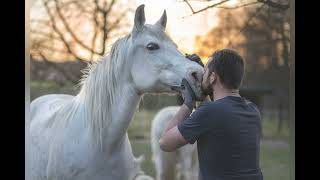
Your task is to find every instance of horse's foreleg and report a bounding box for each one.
[156,151,177,180]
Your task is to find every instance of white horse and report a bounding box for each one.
[151,106,199,180]
[26,4,204,180]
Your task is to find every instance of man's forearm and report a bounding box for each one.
[164,104,192,133]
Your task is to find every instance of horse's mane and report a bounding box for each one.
[52,35,131,147]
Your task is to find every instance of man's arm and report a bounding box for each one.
[159,104,191,152]
[159,78,197,152]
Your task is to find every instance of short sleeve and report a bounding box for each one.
[177,102,218,144]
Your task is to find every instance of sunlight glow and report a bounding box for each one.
[31,0,243,61]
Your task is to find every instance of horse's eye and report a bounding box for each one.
[146,43,159,51]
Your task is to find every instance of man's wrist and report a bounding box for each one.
[183,101,194,111]
[181,104,193,115]
[164,103,192,132]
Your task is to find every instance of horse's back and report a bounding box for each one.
[31,94,74,118]
[151,106,180,138]
[30,94,74,125]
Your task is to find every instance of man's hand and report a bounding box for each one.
[181,79,196,111]
[159,79,195,152]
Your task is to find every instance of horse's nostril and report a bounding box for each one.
[191,72,198,81]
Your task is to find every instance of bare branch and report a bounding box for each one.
[239,4,266,33]
[42,0,88,64]
[179,0,222,2]
[257,0,289,10]
[184,0,230,15]
[108,8,131,34]
[36,43,71,54]
[32,0,130,62]
[95,0,107,13]
[184,0,195,13]
[101,11,107,55]
[215,1,260,9]
[227,4,266,47]
[93,0,104,28]
[60,0,92,14]
[30,19,51,24]
[182,0,289,17]
[30,30,60,40]
[90,0,101,61]
[93,0,109,55]
[106,0,116,15]
[99,0,123,55]
[53,0,101,55]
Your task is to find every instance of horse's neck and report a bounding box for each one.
[78,79,140,151]
[75,36,141,150]
[104,84,141,149]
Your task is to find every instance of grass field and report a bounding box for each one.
[31,80,291,180]
[130,139,290,180]
[129,110,290,180]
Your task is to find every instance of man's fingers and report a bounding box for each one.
[181,79,196,100]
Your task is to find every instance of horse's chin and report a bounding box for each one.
[145,84,179,95]
[167,80,205,100]
[150,82,204,99]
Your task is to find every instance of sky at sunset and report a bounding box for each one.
[31,0,241,61]
[135,0,220,52]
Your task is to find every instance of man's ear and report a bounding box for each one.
[210,72,216,84]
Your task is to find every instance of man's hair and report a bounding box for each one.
[207,49,244,89]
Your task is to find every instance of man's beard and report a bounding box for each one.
[201,78,213,97]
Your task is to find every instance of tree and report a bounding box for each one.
[181,0,289,16]
[193,8,247,60]
[30,0,134,83]
[193,1,290,130]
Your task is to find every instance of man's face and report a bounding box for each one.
[201,58,213,96]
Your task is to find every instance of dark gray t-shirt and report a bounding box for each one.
[178,96,263,180]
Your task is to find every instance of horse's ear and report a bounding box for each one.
[155,10,167,31]
[133,4,146,32]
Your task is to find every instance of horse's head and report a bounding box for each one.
[127,5,204,99]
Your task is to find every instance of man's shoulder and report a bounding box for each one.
[196,100,226,114]
[198,97,259,114]
[244,98,257,106]
[243,98,260,113]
